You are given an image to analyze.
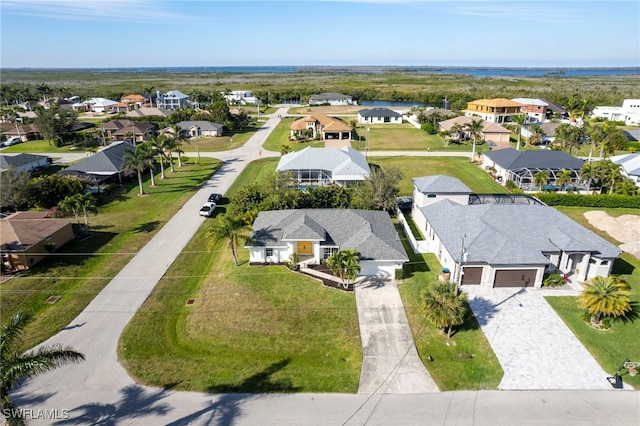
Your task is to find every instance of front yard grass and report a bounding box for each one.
[396,226,503,390]
[180,122,265,152]
[0,158,222,351]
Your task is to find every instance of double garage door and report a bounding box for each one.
[461,267,537,287]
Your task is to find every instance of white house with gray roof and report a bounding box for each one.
[0,154,50,174]
[276,146,370,187]
[409,175,620,288]
[357,108,403,124]
[246,209,408,277]
[156,90,190,110]
[610,153,640,187]
[309,93,356,106]
[176,121,224,137]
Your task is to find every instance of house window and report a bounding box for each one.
[323,247,338,259]
[266,248,273,257]
[601,260,609,266]
[427,193,437,199]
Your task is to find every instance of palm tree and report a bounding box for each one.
[162,136,178,173]
[450,123,464,142]
[421,281,468,338]
[123,143,154,196]
[326,249,361,289]
[1,312,84,424]
[207,214,251,266]
[59,193,98,231]
[149,134,170,179]
[533,170,549,190]
[578,276,632,327]
[526,125,544,147]
[556,168,573,190]
[280,144,292,156]
[579,162,596,192]
[511,114,527,151]
[465,119,484,162]
[166,125,187,167]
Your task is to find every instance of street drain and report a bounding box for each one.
[186,298,195,306]
[45,296,61,304]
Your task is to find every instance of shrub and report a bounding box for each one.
[395,268,404,280]
[543,273,564,287]
[285,253,299,270]
[536,193,640,209]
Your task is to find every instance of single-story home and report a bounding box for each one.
[58,141,134,186]
[522,122,561,144]
[247,209,408,277]
[357,108,403,124]
[101,119,157,143]
[125,107,173,118]
[85,98,119,113]
[438,116,512,145]
[610,153,640,187]
[289,113,352,147]
[1,211,74,271]
[276,146,370,187]
[482,148,585,190]
[176,121,224,137]
[0,123,41,142]
[309,93,356,106]
[0,154,50,173]
[409,176,620,288]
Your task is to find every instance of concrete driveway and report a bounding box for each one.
[465,287,620,390]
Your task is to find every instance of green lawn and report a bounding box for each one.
[0,158,222,350]
[546,206,640,388]
[180,121,266,153]
[396,225,503,390]
[262,117,325,153]
[119,168,361,393]
[1,139,93,154]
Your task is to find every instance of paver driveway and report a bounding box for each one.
[465,287,617,390]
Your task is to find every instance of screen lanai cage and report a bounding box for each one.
[506,167,585,191]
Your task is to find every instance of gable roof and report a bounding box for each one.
[176,121,223,132]
[1,211,72,252]
[358,108,402,118]
[412,175,473,194]
[0,153,49,170]
[484,148,584,170]
[277,146,370,180]
[420,200,621,265]
[610,153,640,176]
[60,141,134,175]
[159,90,188,100]
[250,209,408,262]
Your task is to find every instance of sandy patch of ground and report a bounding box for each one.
[583,211,640,259]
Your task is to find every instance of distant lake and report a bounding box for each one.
[56,66,640,77]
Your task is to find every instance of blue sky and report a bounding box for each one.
[1,0,639,68]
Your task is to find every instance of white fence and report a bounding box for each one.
[397,209,429,254]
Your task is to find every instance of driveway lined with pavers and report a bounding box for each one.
[465,287,617,390]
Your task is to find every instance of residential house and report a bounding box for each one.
[482,147,585,190]
[101,119,157,143]
[223,90,258,105]
[591,99,640,126]
[85,98,119,113]
[411,175,473,220]
[0,154,50,173]
[176,121,224,138]
[357,108,403,124]
[438,116,511,146]
[289,113,352,147]
[155,90,190,110]
[512,98,548,123]
[309,93,356,106]
[464,98,525,124]
[0,123,41,142]
[1,211,74,271]
[125,107,173,118]
[521,121,561,144]
[58,141,135,186]
[122,94,146,108]
[610,153,640,187]
[276,146,370,187]
[540,98,569,119]
[247,209,408,277]
[410,175,620,288]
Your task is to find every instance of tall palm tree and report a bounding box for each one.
[123,143,154,196]
[59,193,98,231]
[421,281,468,338]
[511,114,527,151]
[1,312,84,424]
[149,134,170,179]
[207,214,251,266]
[168,125,187,167]
[533,170,549,190]
[465,119,484,162]
[578,276,632,326]
[579,162,596,192]
[556,168,573,190]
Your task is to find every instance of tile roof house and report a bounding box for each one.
[276,146,370,187]
[0,153,50,173]
[438,116,512,146]
[482,148,585,190]
[464,98,525,124]
[101,119,157,143]
[176,121,224,137]
[156,90,190,110]
[610,153,640,187]
[1,211,74,271]
[0,123,41,141]
[408,175,620,288]
[289,113,352,148]
[58,141,134,185]
[309,93,356,106]
[247,209,408,277]
[357,108,403,124]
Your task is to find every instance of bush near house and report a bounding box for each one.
[537,193,640,209]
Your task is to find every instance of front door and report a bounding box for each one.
[296,241,313,255]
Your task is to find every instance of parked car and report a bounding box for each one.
[207,193,222,203]
[199,202,216,217]
[2,137,21,147]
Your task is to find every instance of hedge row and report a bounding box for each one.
[536,192,640,208]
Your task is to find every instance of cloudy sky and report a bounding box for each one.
[1,0,638,68]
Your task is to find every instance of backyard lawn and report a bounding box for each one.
[0,158,222,351]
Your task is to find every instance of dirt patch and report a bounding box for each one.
[583,211,640,259]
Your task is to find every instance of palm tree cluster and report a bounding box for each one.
[325,249,361,289]
[577,276,632,327]
[1,312,85,425]
[421,281,468,338]
[579,160,638,195]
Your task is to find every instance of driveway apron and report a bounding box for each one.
[355,278,439,394]
[465,287,616,390]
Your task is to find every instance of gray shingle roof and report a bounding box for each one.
[412,175,472,194]
[277,146,370,180]
[484,148,584,170]
[176,121,223,132]
[61,141,134,175]
[611,153,640,176]
[358,108,402,118]
[420,200,621,265]
[250,209,408,262]
[0,154,49,169]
